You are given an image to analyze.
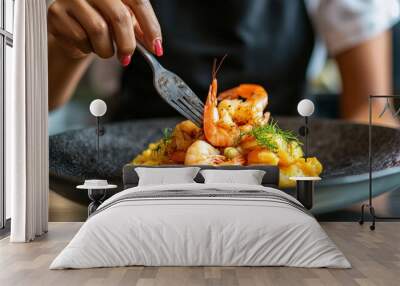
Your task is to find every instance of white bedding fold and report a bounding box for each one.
[50,183,350,269]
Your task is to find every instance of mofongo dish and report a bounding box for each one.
[133,80,322,188]
[49,116,400,214]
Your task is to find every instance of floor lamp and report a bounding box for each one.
[359,95,400,230]
[76,100,117,216]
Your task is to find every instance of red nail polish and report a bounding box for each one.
[154,39,163,57]
[121,55,131,67]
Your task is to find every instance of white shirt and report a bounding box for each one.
[306,0,400,55]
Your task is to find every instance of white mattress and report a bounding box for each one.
[50,183,350,269]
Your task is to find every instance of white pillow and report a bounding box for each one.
[135,167,200,186]
[200,169,266,185]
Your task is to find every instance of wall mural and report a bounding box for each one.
[47,4,400,223]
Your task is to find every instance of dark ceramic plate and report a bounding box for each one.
[50,117,400,214]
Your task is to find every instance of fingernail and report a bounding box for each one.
[154,39,163,57]
[120,55,131,67]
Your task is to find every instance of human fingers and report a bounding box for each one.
[124,0,163,56]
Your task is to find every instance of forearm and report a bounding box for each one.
[336,31,397,126]
[48,34,94,111]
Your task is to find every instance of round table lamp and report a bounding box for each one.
[89,99,107,163]
[90,99,107,117]
[297,99,315,117]
[297,99,315,161]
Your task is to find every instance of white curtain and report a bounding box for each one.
[7,0,49,242]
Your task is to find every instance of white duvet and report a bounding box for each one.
[50,183,350,269]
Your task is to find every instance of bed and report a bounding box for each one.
[50,165,350,269]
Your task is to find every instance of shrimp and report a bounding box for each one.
[168,120,202,163]
[203,59,241,147]
[184,140,245,166]
[172,120,202,151]
[218,84,270,126]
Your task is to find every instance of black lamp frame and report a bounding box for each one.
[299,116,310,161]
[359,95,400,230]
[95,117,105,164]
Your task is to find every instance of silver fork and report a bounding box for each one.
[136,43,204,127]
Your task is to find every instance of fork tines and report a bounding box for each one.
[136,42,205,126]
[171,94,204,127]
[168,81,204,127]
[156,72,204,127]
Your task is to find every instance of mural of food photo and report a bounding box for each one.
[133,66,322,188]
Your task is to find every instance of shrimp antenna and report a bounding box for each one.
[212,58,217,80]
[212,54,228,79]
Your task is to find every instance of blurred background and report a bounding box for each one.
[49,22,400,135]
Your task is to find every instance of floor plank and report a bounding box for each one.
[0,222,399,286]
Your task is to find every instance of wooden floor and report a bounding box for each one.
[0,222,399,286]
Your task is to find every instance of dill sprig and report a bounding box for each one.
[152,128,173,154]
[248,119,301,152]
[162,127,172,143]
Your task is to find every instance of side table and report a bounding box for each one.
[289,177,321,210]
[77,180,117,216]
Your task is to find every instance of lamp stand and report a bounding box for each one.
[359,95,400,230]
[88,189,107,216]
[299,117,309,162]
[96,117,100,164]
[305,116,309,162]
[95,117,106,165]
